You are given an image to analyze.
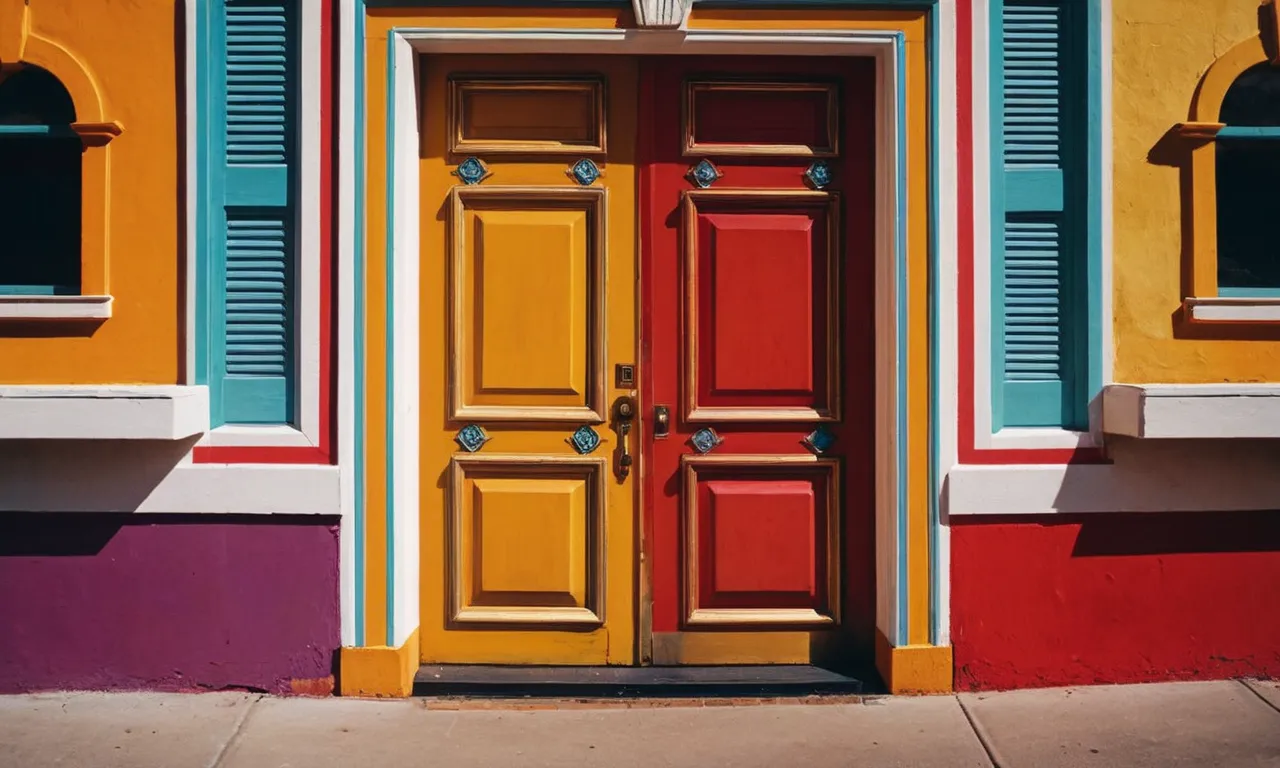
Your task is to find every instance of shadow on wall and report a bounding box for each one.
[1052,437,1280,514]
[0,437,197,512]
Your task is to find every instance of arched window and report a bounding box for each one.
[1216,64,1280,296]
[0,65,82,295]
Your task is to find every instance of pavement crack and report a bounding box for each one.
[1238,679,1280,716]
[206,693,264,768]
[955,695,1004,768]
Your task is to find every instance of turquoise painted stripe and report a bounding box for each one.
[894,32,910,645]
[384,32,399,647]
[0,125,77,136]
[1216,126,1280,139]
[1084,0,1104,413]
[353,1,368,648]
[1220,287,1280,298]
[925,6,941,647]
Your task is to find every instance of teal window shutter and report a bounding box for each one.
[992,0,1087,430]
[202,0,297,426]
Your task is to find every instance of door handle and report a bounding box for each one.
[614,396,635,480]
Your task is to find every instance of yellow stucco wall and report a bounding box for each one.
[1112,0,1280,382]
[0,0,179,384]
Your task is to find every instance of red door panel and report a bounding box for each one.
[640,56,877,666]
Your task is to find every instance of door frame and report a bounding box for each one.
[348,18,931,673]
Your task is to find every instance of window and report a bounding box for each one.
[197,0,300,427]
[1215,65,1280,297]
[990,0,1101,430]
[0,65,82,295]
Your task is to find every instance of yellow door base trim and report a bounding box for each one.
[875,630,953,694]
[338,627,419,698]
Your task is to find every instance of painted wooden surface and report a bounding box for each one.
[642,56,877,665]
[419,55,637,664]
[0,0,179,383]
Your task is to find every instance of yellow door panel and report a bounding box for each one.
[421,55,637,665]
[451,187,605,420]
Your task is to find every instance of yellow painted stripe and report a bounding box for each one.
[363,38,389,648]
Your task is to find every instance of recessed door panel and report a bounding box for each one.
[451,187,606,421]
[451,455,605,624]
[684,190,841,421]
[685,456,840,626]
[422,55,637,665]
[642,56,877,667]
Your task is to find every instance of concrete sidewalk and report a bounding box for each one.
[1,680,1278,768]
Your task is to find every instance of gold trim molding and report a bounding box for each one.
[683,80,840,157]
[448,185,609,422]
[447,75,607,156]
[681,188,842,422]
[681,454,841,628]
[447,454,608,626]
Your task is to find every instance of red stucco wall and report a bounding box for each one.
[951,512,1280,690]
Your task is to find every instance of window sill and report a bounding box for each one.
[1183,296,1280,323]
[0,295,113,320]
[0,385,209,440]
[1103,383,1280,439]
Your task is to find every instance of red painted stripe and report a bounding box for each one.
[193,446,330,464]
[198,0,335,466]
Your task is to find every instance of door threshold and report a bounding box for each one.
[413,664,864,699]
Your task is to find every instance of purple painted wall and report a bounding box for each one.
[0,514,341,694]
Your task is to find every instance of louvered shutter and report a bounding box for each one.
[994,0,1081,429]
[209,0,296,425]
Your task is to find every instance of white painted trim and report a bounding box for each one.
[383,25,910,649]
[184,0,198,384]
[390,34,421,648]
[338,0,358,648]
[1103,383,1280,439]
[0,295,112,320]
[295,0,323,449]
[182,0,323,448]
[199,424,315,448]
[0,459,340,515]
[970,0,997,448]
[946,442,1280,515]
[1099,2,1114,391]
[0,385,208,440]
[988,426,1096,450]
[1184,297,1280,323]
[934,0,957,648]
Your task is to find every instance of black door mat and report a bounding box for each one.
[413,664,864,698]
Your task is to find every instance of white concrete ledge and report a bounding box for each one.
[1103,383,1280,439]
[0,437,340,514]
[0,295,113,320]
[1184,297,1280,323]
[0,385,209,440]
[946,438,1280,515]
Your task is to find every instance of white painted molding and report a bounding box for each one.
[946,437,1280,515]
[0,385,209,440]
[631,0,691,29]
[181,0,323,451]
[0,295,112,320]
[385,26,909,648]
[0,440,340,513]
[1103,383,1280,439]
[198,424,316,447]
[1184,297,1280,323]
[987,426,1098,451]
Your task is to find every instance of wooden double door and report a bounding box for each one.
[420,55,875,667]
